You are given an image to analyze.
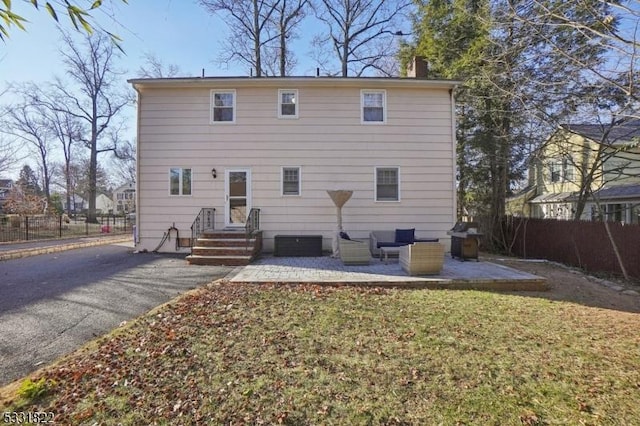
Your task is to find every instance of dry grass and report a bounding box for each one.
[2,281,639,425]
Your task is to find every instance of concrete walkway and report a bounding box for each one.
[227,255,548,291]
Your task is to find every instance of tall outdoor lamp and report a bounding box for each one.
[327,190,353,257]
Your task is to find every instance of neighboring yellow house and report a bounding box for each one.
[508,120,640,223]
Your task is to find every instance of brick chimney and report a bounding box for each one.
[406,56,429,78]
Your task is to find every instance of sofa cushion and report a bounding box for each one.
[395,228,415,244]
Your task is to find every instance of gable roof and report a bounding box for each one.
[562,120,640,144]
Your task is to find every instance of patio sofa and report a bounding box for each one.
[369,229,439,257]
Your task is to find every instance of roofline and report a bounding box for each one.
[128,76,461,90]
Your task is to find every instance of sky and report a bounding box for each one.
[0,0,328,180]
[0,0,322,81]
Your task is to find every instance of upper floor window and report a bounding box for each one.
[170,168,192,196]
[549,156,573,183]
[211,90,235,123]
[282,167,301,196]
[362,90,386,123]
[278,89,298,119]
[375,167,399,201]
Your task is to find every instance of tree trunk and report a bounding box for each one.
[254,0,262,77]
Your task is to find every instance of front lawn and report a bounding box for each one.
[2,282,639,425]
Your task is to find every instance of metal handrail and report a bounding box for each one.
[245,208,260,251]
[190,208,216,254]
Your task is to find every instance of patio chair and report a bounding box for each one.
[400,242,445,275]
[339,237,371,265]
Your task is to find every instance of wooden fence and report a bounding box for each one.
[502,217,640,280]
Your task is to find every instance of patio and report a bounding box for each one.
[226,255,548,291]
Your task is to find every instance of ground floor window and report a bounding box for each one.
[282,167,301,196]
[170,168,192,196]
[375,167,399,201]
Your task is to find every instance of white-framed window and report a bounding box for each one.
[361,90,386,123]
[549,160,562,183]
[211,90,236,123]
[169,167,192,196]
[278,89,298,119]
[548,156,574,183]
[375,167,399,201]
[281,166,301,196]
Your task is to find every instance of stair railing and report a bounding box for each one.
[245,208,260,252]
[190,208,216,255]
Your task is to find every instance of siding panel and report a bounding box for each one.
[136,82,456,252]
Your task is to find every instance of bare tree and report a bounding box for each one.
[269,0,310,76]
[199,0,283,77]
[0,137,22,177]
[2,98,54,204]
[112,139,137,185]
[136,52,183,78]
[313,0,412,76]
[49,107,84,215]
[39,31,129,223]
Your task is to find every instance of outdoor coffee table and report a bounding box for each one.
[380,246,401,263]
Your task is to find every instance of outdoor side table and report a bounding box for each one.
[380,246,401,263]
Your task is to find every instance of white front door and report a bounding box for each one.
[225,168,251,228]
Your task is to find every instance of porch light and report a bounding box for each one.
[211,168,217,179]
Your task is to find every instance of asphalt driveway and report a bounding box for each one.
[0,242,233,386]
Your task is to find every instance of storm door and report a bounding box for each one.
[225,169,251,227]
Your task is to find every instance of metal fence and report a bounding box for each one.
[503,216,640,280]
[0,214,133,243]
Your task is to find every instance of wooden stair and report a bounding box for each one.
[186,230,262,266]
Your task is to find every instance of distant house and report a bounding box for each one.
[96,193,115,214]
[0,179,13,213]
[62,194,86,215]
[508,120,640,223]
[129,72,459,254]
[113,182,136,214]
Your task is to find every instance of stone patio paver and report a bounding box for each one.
[227,255,547,291]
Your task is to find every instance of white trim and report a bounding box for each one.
[374,166,400,202]
[450,88,457,221]
[168,167,193,196]
[281,166,302,196]
[224,168,252,227]
[277,89,299,119]
[361,89,387,124]
[210,89,236,124]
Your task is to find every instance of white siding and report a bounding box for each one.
[135,81,456,252]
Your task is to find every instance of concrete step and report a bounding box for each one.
[186,254,253,266]
[191,246,256,256]
[200,230,247,239]
[195,238,257,247]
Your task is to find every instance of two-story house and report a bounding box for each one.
[509,120,640,223]
[128,74,459,255]
[113,182,136,214]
